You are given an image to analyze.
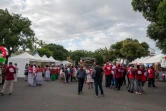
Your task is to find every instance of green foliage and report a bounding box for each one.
[131,0,166,53]
[37,43,68,60]
[121,39,149,62]
[70,50,89,62]
[70,50,104,65]
[0,9,34,62]
[110,41,124,59]
[37,48,53,58]
[110,38,149,62]
[93,52,104,65]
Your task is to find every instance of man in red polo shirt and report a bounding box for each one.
[115,64,123,90]
[104,62,112,88]
[148,66,155,87]
[127,67,135,93]
[135,65,143,95]
[0,62,16,95]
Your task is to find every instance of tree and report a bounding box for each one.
[70,50,88,64]
[37,43,68,60]
[109,38,149,63]
[110,41,124,59]
[37,48,53,57]
[120,39,149,62]
[93,51,104,65]
[0,9,34,62]
[95,48,115,62]
[131,0,166,53]
[140,42,149,50]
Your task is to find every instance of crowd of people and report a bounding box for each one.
[0,61,156,97]
[104,62,156,95]
[24,63,78,86]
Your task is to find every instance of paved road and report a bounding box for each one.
[0,79,166,111]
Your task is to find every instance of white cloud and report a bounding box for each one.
[0,0,161,53]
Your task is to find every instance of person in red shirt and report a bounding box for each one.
[55,65,60,80]
[0,62,16,95]
[141,66,147,92]
[115,64,123,91]
[127,67,135,93]
[104,62,112,88]
[50,64,56,81]
[148,66,155,87]
[135,65,143,95]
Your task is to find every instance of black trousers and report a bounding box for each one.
[66,75,69,83]
[116,78,122,90]
[94,80,104,96]
[148,78,155,87]
[105,75,111,87]
[122,74,126,85]
[70,76,73,82]
[127,77,130,88]
[78,78,84,92]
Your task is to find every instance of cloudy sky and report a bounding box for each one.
[0,0,161,53]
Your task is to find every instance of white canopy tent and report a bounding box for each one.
[61,60,71,66]
[41,55,50,62]
[130,58,140,64]
[48,56,56,62]
[137,56,151,64]
[130,54,164,64]
[8,52,41,77]
[34,53,42,60]
[56,60,62,65]
[48,56,57,65]
[142,54,164,63]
